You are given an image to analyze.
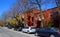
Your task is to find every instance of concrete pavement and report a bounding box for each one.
[0,27,37,37]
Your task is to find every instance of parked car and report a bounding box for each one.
[14,24,22,31]
[22,26,36,33]
[7,25,13,29]
[35,27,60,37]
[17,27,22,31]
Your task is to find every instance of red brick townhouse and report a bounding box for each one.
[24,7,60,28]
[42,7,60,28]
[25,8,41,27]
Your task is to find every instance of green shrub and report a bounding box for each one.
[46,20,53,27]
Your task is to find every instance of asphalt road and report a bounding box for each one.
[0,27,37,37]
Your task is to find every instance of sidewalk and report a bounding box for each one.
[2,27,14,31]
[2,27,37,37]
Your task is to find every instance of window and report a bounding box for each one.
[55,11,58,16]
[24,27,29,29]
[32,17,34,22]
[46,28,50,30]
[28,16,30,20]
[31,27,35,29]
[50,12,53,18]
[40,28,45,31]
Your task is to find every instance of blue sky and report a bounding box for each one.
[0,0,57,18]
[0,0,16,16]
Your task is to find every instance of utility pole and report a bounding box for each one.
[55,0,60,29]
[35,0,44,27]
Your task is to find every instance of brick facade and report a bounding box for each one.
[20,7,60,28]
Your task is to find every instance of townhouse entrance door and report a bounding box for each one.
[54,20,59,28]
[36,21,41,28]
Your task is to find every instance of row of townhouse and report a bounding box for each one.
[19,7,60,28]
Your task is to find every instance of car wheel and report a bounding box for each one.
[35,33,38,36]
[22,30,24,33]
[27,31,30,34]
[50,34,55,37]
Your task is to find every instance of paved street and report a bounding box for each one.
[0,27,37,37]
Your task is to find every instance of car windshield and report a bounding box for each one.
[24,27,29,29]
[31,27,35,29]
[51,28,59,31]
